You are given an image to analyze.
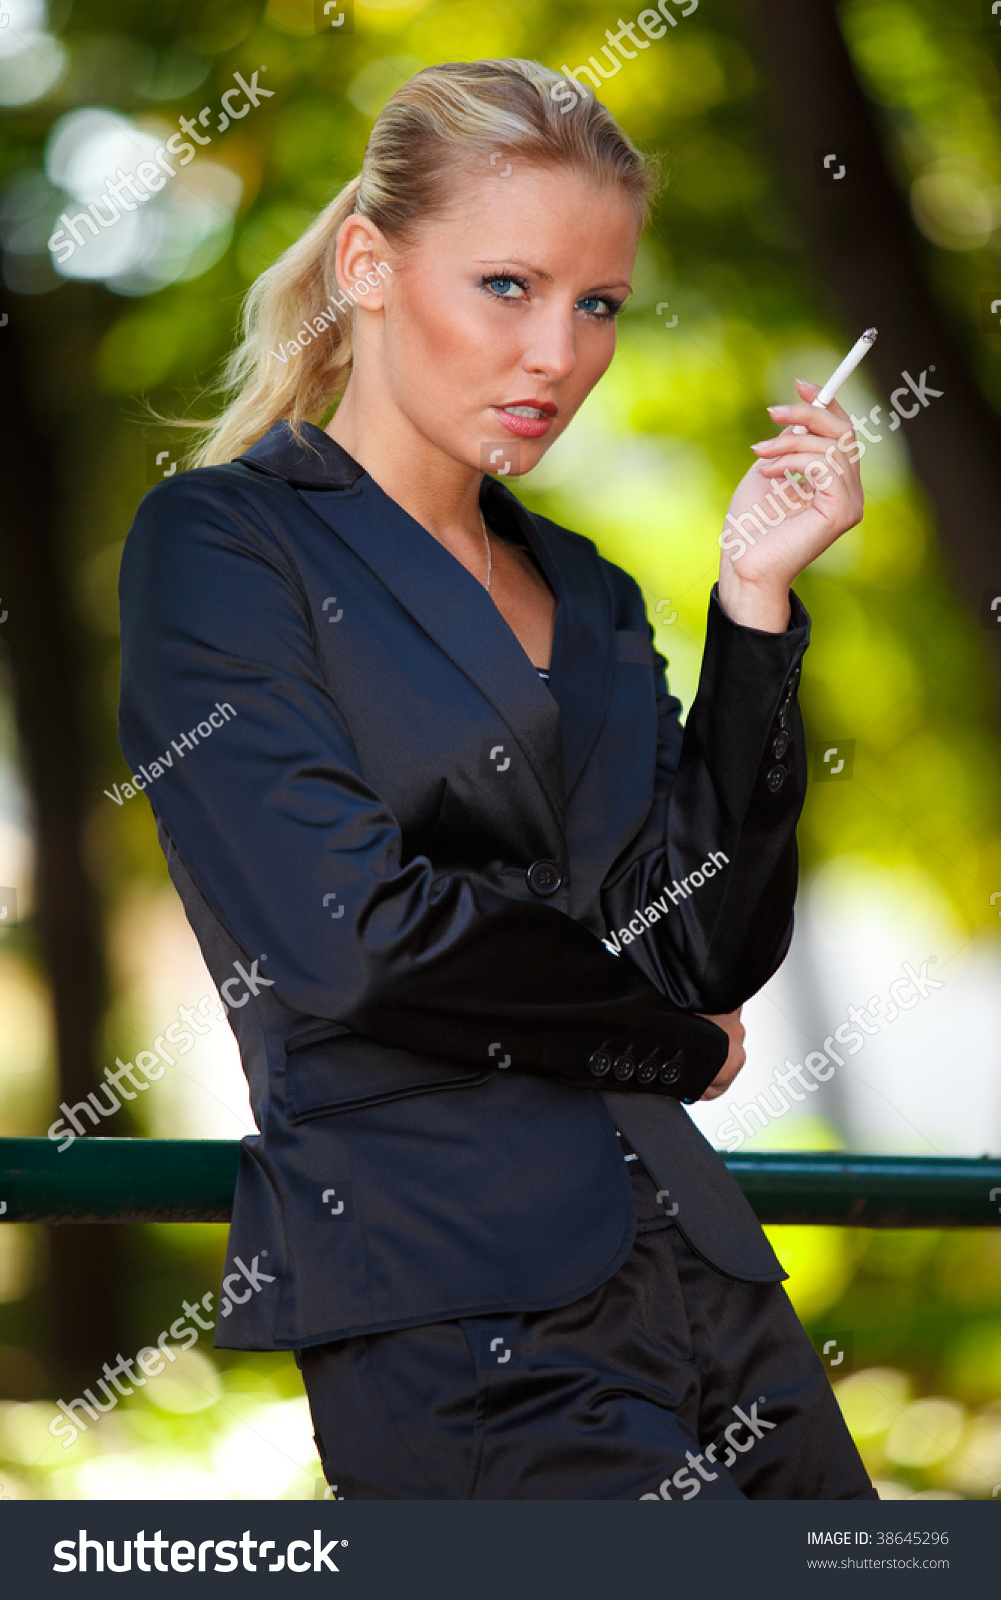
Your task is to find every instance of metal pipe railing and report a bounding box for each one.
[0,1139,999,1227]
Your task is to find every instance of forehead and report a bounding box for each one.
[411,163,641,277]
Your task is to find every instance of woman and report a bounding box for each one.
[119,59,875,1499]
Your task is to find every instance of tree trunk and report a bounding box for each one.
[751,0,1001,693]
[0,294,124,1391]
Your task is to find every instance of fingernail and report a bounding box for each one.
[750,440,770,450]
[766,405,787,415]
[791,424,808,434]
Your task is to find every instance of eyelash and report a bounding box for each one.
[480,274,624,321]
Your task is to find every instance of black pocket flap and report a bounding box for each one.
[284,1030,490,1123]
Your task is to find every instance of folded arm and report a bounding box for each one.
[600,584,810,1014]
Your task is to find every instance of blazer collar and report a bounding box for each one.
[238,418,364,489]
[237,422,615,805]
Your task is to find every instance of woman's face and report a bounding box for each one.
[349,163,641,474]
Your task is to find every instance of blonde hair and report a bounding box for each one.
[189,58,659,468]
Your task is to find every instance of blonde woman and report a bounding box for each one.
[119,59,874,1500]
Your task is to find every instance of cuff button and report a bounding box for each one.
[637,1057,659,1085]
[588,1049,613,1079]
[612,1053,636,1082]
[766,764,787,793]
[659,1060,682,1086]
[771,731,790,761]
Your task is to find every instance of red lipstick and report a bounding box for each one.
[491,400,557,439]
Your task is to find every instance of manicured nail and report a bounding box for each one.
[766,404,788,415]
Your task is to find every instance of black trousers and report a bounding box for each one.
[298,1160,876,1500]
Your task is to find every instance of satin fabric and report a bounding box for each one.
[117,420,812,1348]
[300,1162,876,1501]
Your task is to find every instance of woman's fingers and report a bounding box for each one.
[753,453,840,479]
[695,1007,746,1101]
[751,429,838,456]
[765,401,852,440]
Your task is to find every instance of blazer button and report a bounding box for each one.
[786,665,801,692]
[636,1056,659,1085]
[612,1053,636,1083]
[659,1058,683,1086]
[527,859,562,896]
[771,730,790,761]
[766,764,787,793]
[588,1048,613,1079]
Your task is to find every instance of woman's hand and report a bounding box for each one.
[717,378,864,633]
[696,1006,745,1101]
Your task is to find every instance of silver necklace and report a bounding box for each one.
[479,508,492,594]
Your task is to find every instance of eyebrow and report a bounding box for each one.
[473,259,633,294]
[474,257,553,281]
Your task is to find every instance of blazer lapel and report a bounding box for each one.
[238,422,616,819]
[295,470,566,824]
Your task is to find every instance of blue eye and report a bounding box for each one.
[576,295,622,319]
[483,275,528,300]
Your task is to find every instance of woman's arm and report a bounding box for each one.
[600,384,861,1016]
[118,473,729,1103]
[599,583,809,1014]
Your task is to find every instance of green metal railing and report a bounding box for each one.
[0,1138,999,1227]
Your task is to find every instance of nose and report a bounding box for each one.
[520,302,579,385]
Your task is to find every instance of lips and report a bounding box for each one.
[492,401,557,439]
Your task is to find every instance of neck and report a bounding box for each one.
[326,372,486,545]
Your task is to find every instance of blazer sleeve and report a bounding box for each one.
[117,475,729,1102]
[599,583,810,1014]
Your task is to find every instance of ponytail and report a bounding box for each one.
[189,174,362,467]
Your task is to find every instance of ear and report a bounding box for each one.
[335,214,393,310]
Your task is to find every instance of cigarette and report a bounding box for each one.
[813,328,878,407]
[789,328,877,432]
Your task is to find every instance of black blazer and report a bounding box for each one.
[118,421,810,1351]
